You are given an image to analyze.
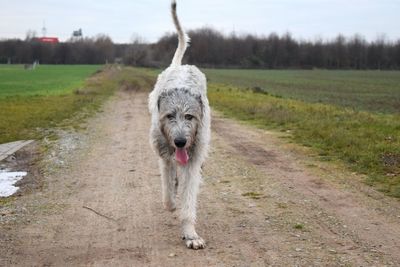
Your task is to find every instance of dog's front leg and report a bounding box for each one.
[160,158,177,212]
[180,163,205,249]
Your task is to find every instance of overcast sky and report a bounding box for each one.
[0,0,399,43]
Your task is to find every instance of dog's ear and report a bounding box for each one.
[196,95,204,119]
[157,93,166,111]
[157,96,162,111]
[157,91,171,111]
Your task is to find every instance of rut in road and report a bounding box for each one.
[2,90,400,266]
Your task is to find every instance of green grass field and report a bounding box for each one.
[0,65,101,97]
[0,65,156,144]
[204,69,400,197]
[204,69,400,114]
[0,65,111,144]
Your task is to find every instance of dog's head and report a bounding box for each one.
[157,88,203,165]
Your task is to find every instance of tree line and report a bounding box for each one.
[1,28,400,69]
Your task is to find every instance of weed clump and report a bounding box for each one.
[294,223,304,230]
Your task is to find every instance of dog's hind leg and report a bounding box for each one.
[159,159,177,212]
[179,163,205,249]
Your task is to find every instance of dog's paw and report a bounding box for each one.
[163,201,176,212]
[182,236,206,250]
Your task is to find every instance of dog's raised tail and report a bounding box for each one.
[171,0,189,67]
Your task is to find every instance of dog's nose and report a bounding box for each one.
[174,138,187,148]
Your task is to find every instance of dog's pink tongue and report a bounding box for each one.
[176,148,189,165]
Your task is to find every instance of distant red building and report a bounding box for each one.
[35,37,59,43]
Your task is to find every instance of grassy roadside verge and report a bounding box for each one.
[208,83,400,197]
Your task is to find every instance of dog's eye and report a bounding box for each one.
[185,114,194,120]
[167,114,175,120]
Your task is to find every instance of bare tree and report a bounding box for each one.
[94,34,114,64]
[123,34,148,66]
[25,30,37,42]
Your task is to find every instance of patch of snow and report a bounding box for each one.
[0,170,27,197]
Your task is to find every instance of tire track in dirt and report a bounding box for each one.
[1,91,399,266]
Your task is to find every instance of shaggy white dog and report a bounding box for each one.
[148,0,211,250]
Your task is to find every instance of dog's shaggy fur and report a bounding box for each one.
[148,0,211,249]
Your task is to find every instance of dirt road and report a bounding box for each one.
[1,91,400,266]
